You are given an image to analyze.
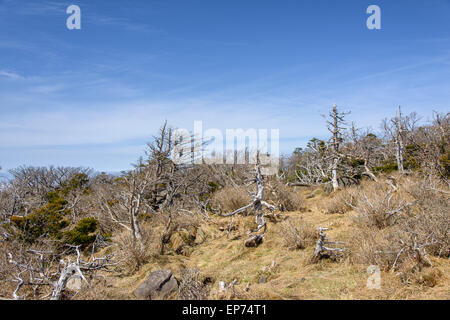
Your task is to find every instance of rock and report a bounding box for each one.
[134,270,178,300]
[258,276,267,284]
[66,275,82,291]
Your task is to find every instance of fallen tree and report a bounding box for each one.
[7,244,116,300]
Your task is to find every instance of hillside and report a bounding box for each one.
[73,180,449,300]
[1,111,448,301]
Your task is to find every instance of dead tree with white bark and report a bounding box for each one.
[7,244,116,300]
[287,139,332,187]
[325,104,350,191]
[346,124,382,182]
[311,227,345,263]
[383,106,414,174]
[218,155,277,247]
[95,122,198,247]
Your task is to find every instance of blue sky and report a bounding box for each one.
[0,0,449,172]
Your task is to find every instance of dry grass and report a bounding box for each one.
[401,179,450,258]
[352,182,414,229]
[7,174,445,300]
[265,180,305,212]
[211,186,251,213]
[348,175,449,284]
[104,185,448,300]
[317,188,357,214]
[114,224,161,274]
[279,216,316,250]
[210,182,304,214]
[348,226,402,271]
[177,268,210,300]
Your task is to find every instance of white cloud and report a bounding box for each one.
[0,70,24,80]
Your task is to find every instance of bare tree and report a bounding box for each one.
[311,227,345,263]
[7,245,115,300]
[325,104,349,191]
[347,124,382,182]
[287,139,331,186]
[95,121,203,248]
[383,106,410,173]
[218,155,277,247]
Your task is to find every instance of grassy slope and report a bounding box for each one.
[100,189,449,300]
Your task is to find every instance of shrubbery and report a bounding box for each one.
[64,217,99,248]
[9,191,70,243]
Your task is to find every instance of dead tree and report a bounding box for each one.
[96,122,197,247]
[325,104,349,191]
[7,245,115,300]
[394,106,406,173]
[349,124,380,182]
[311,227,345,263]
[383,106,407,173]
[219,158,277,247]
[123,165,154,244]
[287,139,331,187]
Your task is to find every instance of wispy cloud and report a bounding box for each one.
[0,70,24,80]
[0,0,68,16]
[85,13,163,34]
[28,84,65,94]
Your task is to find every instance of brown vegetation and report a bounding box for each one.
[0,109,448,300]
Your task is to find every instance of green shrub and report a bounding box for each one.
[374,159,398,174]
[10,191,70,243]
[64,217,98,248]
[60,173,91,196]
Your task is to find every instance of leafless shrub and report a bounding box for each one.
[393,176,449,257]
[157,209,204,256]
[265,180,304,211]
[3,242,115,300]
[210,186,251,213]
[349,227,403,271]
[279,216,315,250]
[398,264,443,287]
[400,201,449,258]
[350,225,443,286]
[351,224,440,274]
[0,240,24,298]
[318,188,357,214]
[115,225,159,273]
[350,174,449,276]
[353,183,415,229]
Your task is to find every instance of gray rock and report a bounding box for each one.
[258,276,267,284]
[134,270,178,300]
[66,275,82,291]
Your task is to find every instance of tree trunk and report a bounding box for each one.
[395,106,405,173]
[129,194,143,243]
[331,158,339,191]
[51,263,83,300]
[331,104,340,191]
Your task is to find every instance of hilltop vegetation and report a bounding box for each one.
[0,108,448,300]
